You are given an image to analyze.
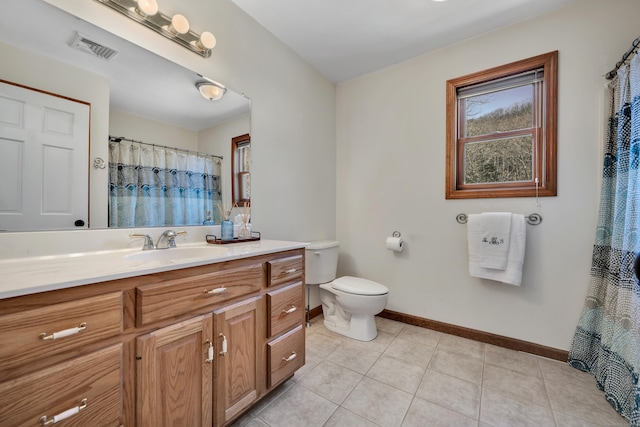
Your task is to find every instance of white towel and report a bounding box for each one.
[478,212,512,270]
[467,213,526,286]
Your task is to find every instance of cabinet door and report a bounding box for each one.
[213,296,261,427]
[136,314,213,427]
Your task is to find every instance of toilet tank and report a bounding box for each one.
[305,240,340,284]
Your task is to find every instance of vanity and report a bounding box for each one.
[0,240,306,427]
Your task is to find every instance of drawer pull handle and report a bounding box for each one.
[205,340,214,363]
[39,398,87,425]
[280,268,297,276]
[39,322,87,341]
[203,286,227,295]
[219,333,228,356]
[282,306,297,314]
[282,351,297,362]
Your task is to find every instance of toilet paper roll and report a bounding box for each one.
[386,236,404,252]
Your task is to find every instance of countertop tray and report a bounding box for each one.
[206,231,261,244]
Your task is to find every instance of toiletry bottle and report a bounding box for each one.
[203,211,214,225]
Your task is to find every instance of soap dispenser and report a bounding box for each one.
[202,210,214,225]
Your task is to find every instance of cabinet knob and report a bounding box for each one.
[203,287,227,295]
[282,351,297,363]
[39,322,87,341]
[282,306,297,314]
[40,398,87,425]
[204,340,214,363]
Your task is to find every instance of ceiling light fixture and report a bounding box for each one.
[94,0,215,57]
[196,81,227,101]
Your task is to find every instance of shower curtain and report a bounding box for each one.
[568,52,640,423]
[108,140,222,227]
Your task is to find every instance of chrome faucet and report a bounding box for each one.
[129,233,154,250]
[155,230,187,249]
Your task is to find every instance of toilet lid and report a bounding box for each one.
[331,276,389,296]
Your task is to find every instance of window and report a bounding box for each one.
[445,51,558,199]
[232,133,251,205]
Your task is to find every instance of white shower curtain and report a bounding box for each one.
[108,141,222,227]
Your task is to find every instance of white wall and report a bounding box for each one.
[336,0,640,350]
[109,109,199,151]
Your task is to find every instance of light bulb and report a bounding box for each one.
[135,0,158,16]
[197,31,216,50]
[166,14,189,35]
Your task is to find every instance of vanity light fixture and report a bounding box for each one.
[94,0,216,57]
[196,80,227,101]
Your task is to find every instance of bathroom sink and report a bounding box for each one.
[124,246,229,264]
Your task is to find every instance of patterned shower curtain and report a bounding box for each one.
[568,52,640,424]
[108,140,222,227]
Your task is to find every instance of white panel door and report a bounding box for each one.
[0,82,89,231]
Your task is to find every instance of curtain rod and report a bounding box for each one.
[606,36,640,80]
[109,136,223,160]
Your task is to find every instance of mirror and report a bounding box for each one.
[0,0,251,231]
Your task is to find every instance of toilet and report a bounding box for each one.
[305,241,389,341]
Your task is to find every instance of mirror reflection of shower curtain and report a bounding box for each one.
[108,140,222,227]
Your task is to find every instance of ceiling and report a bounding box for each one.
[231,0,577,83]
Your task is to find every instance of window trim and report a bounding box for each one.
[231,133,251,205]
[445,51,558,199]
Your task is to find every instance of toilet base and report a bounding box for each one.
[322,313,378,341]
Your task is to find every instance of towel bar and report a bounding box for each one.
[456,213,542,225]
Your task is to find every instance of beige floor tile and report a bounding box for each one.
[383,337,435,370]
[480,387,555,427]
[375,316,406,336]
[342,377,413,427]
[249,379,294,416]
[416,369,480,419]
[327,340,382,374]
[296,360,363,404]
[483,364,549,407]
[349,330,397,353]
[436,333,485,360]
[306,328,346,359]
[258,384,338,427]
[397,324,442,347]
[324,407,380,427]
[553,411,617,426]
[228,414,270,427]
[545,377,628,425]
[429,349,484,384]
[401,397,477,427]
[484,344,542,377]
[539,357,596,388]
[366,354,426,394]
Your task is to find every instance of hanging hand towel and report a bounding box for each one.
[478,212,512,270]
[467,213,526,286]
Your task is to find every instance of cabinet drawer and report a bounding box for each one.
[137,263,262,326]
[267,255,303,287]
[267,325,305,388]
[267,281,304,338]
[0,292,123,372]
[0,344,122,427]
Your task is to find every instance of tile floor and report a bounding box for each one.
[232,316,628,427]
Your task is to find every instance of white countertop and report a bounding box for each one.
[0,239,307,300]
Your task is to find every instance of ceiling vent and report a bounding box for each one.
[67,31,119,61]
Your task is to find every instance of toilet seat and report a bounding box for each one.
[331,276,389,296]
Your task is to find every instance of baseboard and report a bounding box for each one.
[378,309,568,362]
[308,305,323,320]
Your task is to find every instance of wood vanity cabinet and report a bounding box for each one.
[0,247,305,427]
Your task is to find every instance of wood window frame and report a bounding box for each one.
[231,133,251,205]
[445,51,558,199]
